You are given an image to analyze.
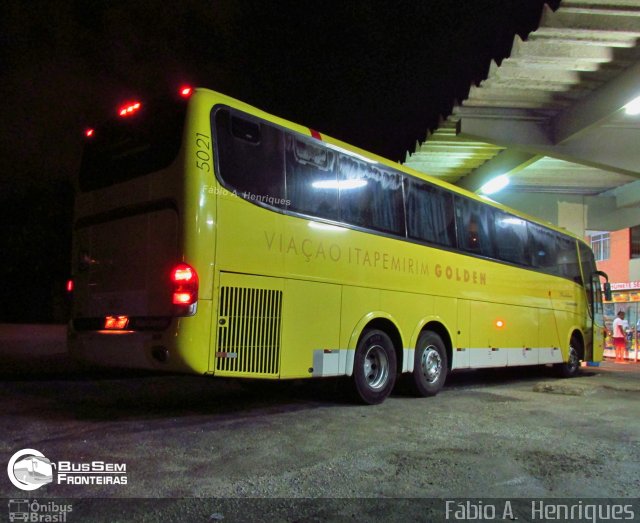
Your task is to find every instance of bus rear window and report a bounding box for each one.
[79,100,186,192]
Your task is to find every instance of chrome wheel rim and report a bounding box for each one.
[421,345,442,383]
[363,344,389,390]
[567,345,579,373]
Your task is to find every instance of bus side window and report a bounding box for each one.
[405,178,455,247]
[494,211,530,265]
[214,109,286,207]
[556,237,582,284]
[285,134,339,221]
[231,116,261,144]
[529,223,559,275]
[337,156,404,235]
[454,196,495,258]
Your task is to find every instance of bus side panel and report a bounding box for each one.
[280,279,342,378]
[340,286,381,352]
[216,192,285,276]
[551,309,576,364]
[378,290,436,373]
[468,301,539,367]
[453,300,471,369]
[539,307,562,361]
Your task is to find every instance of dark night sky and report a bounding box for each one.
[0,0,555,321]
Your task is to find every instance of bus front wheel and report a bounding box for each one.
[408,331,448,397]
[352,329,397,405]
[558,338,581,378]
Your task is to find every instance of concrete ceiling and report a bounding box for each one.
[404,0,640,235]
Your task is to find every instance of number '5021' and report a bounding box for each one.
[195,133,211,171]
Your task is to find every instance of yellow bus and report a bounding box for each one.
[68,87,610,404]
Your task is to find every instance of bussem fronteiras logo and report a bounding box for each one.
[7,449,54,491]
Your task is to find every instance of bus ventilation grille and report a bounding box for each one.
[216,286,282,375]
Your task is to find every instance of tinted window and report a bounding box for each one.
[529,224,559,274]
[214,109,286,207]
[454,196,495,257]
[338,156,405,235]
[80,99,186,192]
[285,135,339,220]
[557,236,581,284]
[494,211,530,265]
[579,242,597,279]
[405,178,455,247]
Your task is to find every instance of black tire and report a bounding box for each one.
[408,331,448,397]
[352,329,397,405]
[558,338,581,378]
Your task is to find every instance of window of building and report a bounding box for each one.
[631,226,640,259]
[589,232,610,261]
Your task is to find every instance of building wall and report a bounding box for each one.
[596,229,630,283]
[630,258,640,281]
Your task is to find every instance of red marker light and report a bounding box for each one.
[85,128,94,138]
[66,278,74,293]
[118,101,142,117]
[179,86,193,98]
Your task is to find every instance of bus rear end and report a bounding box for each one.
[68,90,214,374]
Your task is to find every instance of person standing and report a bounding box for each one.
[612,310,629,362]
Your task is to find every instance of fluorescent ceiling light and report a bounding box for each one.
[480,174,510,195]
[624,95,640,116]
[312,179,367,190]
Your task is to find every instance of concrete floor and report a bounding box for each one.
[1,325,639,522]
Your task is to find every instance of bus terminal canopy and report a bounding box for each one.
[404,0,640,235]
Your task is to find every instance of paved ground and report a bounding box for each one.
[1,324,639,522]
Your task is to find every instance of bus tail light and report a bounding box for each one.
[171,263,198,316]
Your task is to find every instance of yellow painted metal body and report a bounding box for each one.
[69,88,598,378]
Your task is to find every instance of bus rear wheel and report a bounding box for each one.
[408,331,448,397]
[352,329,397,405]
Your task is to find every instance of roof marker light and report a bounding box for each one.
[85,128,94,138]
[179,86,193,98]
[118,101,142,117]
